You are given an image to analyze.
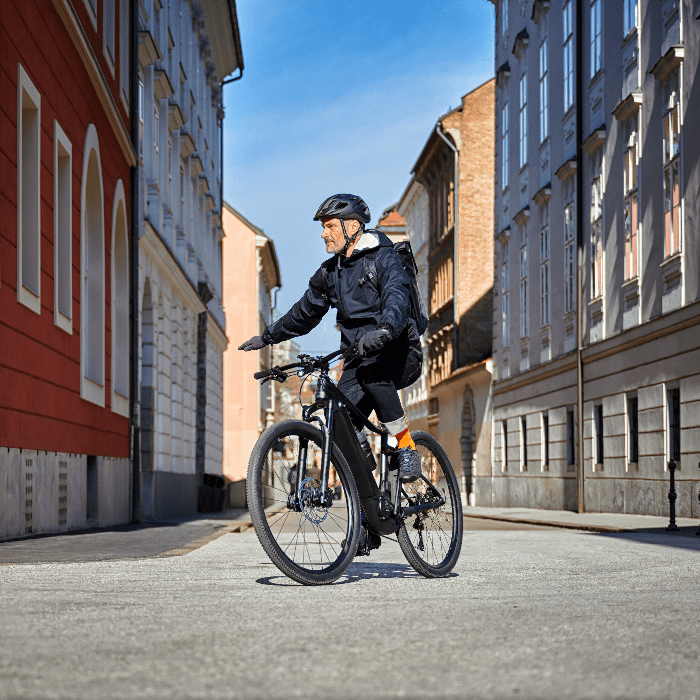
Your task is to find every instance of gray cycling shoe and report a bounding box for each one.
[398,446,422,483]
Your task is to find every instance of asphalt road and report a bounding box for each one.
[1,519,699,700]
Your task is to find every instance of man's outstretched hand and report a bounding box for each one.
[358,327,392,357]
[238,336,267,351]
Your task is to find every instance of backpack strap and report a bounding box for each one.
[358,251,378,291]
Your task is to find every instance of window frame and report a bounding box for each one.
[519,72,528,169]
[623,112,640,280]
[662,71,682,259]
[17,63,42,315]
[539,201,550,328]
[501,239,510,348]
[80,124,106,408]
[502,102,509,191]
[103,0,116,77]
[519,241,528,339]
[590,150,604,299]
[54,120,73,334]
[111,179,129,417]
[119,0,130,109]
[520,416,528,472]
[563,0,574,112]
[564,198,575,313]
[590,0,603,79]
[623,0,637,36]
[539,37,549,143]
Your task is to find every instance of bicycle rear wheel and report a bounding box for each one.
[247,419,361,585]
[397,431,463,577]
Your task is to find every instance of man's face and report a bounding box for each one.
[321,218,360,255]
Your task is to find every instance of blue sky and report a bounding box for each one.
[223,0,495,354]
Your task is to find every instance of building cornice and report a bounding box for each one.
[555,158,577,182]
[650,44,684,82]
[582,127,606,155]
[612,90,643,122]
[493,353,578,398]
[532,183,552,206]
[51,0,137,168]
[431,358,492,390]
[513,206,530,227]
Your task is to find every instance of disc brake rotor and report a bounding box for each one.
[299,477,329,525]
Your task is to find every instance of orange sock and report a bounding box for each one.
[397,427,415,450]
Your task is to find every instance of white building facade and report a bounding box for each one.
[136,0,242,518]
[491,0,700,516]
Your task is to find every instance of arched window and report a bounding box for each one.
[80,125,105,406]
[111,179,129,416]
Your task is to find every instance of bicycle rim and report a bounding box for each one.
[247,420,360,585]
[398,431,463,577]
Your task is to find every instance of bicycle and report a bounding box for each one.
[246,345,463,585]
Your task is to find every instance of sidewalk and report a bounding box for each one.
[0,509,253,566]
[2,505,698,565]
[464,504,700,536]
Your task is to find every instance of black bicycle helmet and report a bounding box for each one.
[313,194,371,224]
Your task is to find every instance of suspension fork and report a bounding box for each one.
[317,399,336,507]
[294,438,309,504]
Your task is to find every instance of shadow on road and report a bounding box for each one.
[256,561,458,586]
[593,527,700,552]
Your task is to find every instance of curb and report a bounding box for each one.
[157,520,254,558]
[463,512,632,534]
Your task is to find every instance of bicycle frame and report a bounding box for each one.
[258,347,446,537]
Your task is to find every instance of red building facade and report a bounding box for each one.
[1,0,136,539]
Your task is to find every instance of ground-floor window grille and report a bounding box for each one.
[566,408,575,467]
[541,413,549,470]
[594,404,604,466]
[668,387,681,463]
[627,395,638,464]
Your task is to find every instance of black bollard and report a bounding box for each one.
[696,461,700,537]
[667,460,679,532]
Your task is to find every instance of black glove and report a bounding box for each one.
[238,335,267,351]
[358,327,393,357]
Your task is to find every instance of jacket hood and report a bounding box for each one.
[339,229,393,261]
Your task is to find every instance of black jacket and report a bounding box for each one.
[262,230,414,349]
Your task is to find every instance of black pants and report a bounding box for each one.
[337,327,422,430]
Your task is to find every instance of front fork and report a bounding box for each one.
[291,400,335,510]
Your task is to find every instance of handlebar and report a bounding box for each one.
[253,343,357,382]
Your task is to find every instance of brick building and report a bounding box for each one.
[490,0,700,516]
[397,79,496,503]
[1,0,135,539]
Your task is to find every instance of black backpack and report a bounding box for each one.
[320,240,428,336]
[362,240,429,336]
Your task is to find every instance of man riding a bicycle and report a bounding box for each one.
[239,194,423,484]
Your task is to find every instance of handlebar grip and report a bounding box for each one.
[254,369,273,380]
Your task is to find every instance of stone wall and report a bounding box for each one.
[0,450,129,541]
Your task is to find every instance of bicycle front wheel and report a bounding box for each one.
[397,431,463,577]
[246,420,361,585]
